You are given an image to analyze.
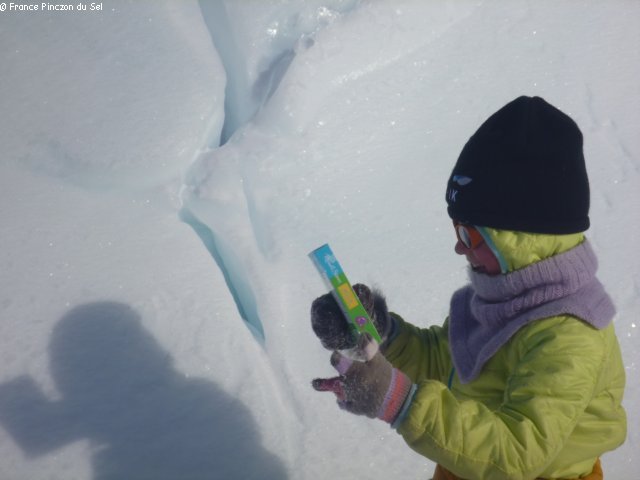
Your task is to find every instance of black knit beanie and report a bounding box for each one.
[446,96,590,234]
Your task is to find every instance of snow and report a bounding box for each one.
[1,1,638,479]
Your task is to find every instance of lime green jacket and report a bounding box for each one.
[385,232,626,480]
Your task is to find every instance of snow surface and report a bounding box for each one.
[1,1,639,479]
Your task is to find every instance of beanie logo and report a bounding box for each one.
[448,175,472,204]
[452,175,473,186]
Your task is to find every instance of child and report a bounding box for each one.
[311,96,626,480]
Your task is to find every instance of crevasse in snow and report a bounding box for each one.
[181,1,361,342]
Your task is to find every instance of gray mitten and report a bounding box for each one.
[310,284,391,350]
[312,334,414,424]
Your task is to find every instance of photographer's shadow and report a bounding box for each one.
[0,302,287,480]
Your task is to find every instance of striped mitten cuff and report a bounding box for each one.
[377,368,414,424]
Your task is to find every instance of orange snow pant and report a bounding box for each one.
[432,458,603,480]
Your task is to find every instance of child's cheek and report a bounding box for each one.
[455,240,501,275]
[471,243,502,275]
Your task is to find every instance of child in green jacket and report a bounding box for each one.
[311,96,626,480]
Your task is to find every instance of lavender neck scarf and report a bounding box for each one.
[449,240,615,384]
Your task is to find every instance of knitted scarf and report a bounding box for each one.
[449,240,615,384]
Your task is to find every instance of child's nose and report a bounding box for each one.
[454,240,469,255]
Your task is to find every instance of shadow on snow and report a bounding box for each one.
[0,301,287,480]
